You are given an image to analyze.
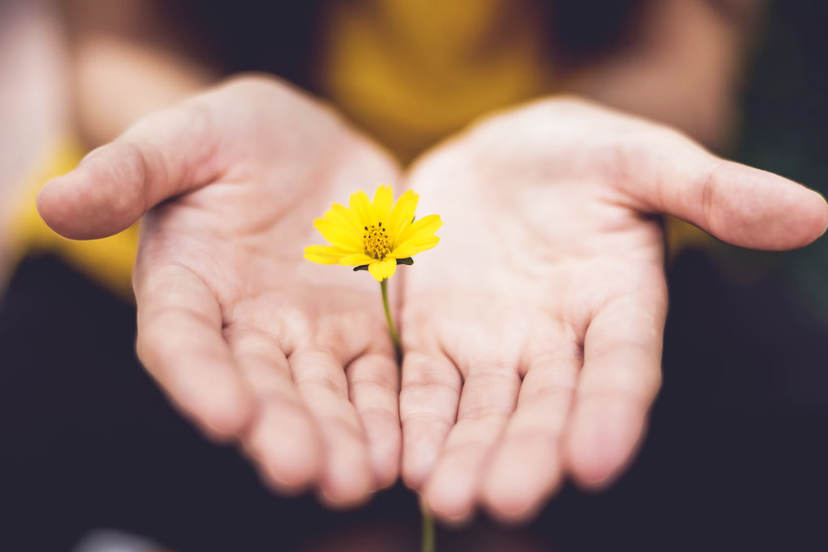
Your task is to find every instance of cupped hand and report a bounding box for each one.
[398,97,828,523]
[37,76,403,507]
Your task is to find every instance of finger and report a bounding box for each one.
[226,327,323,494]
[563,289,666,490]
[423,363,521,524]
[622,131,828,250]
[289,349,375,508]
[399,352,463,490]
[37,98,223,240]
[135,264,254,441]
[345,352,401,490]
[481,352,580,522]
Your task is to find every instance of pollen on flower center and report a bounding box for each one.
[363,222,391,259]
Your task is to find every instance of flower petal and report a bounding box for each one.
[339,253,374,266]
[350,190,374,227]
[397,214,442,245]
[388,235,440,258]
[388,190,419,244]
[304,245,350,265]
[373,185,394,225]
[367,258,397,281]
[313,218,363,251]
[324,203,362,233]
[382,258,398,279]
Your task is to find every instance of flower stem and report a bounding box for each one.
[379,279,433,552]
[380,279,402,362]
[420,497,436,552]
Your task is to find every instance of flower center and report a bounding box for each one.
[363,222,391,259]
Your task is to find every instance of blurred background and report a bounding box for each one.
[1,0,828,550]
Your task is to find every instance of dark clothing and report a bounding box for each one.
[2,252,826,552]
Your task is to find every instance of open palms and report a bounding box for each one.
[398,98,828,522]
[38,77,403,506]
[38,83,828,519]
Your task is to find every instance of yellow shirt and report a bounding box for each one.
[317,0,554,164]
[7,0,706,298]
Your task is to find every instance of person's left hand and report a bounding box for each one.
[397,97,828,523]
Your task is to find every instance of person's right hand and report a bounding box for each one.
[37,76,403,507]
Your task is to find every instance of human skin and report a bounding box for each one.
[39,77,828,520]
[38,76,405,508]
[33,0,805,524]
[398,97,828,523]
[557,0,766,151]
[0,0,70,289]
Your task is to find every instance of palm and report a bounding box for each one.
[399,98,827,522]
[40,86,826,517]
[42,77,403,506]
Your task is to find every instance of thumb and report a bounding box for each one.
[623,131,828,251]
[37,101,222,240]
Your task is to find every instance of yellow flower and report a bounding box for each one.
[304,185,442,281]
